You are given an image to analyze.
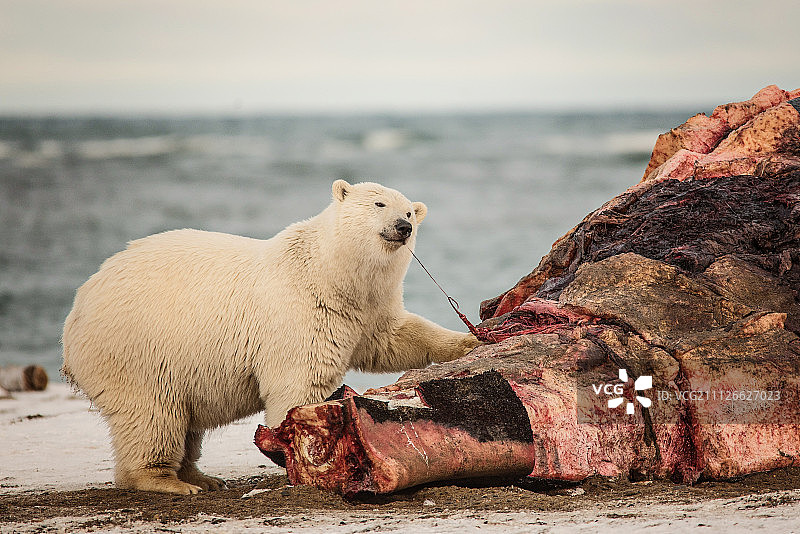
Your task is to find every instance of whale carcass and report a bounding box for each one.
[256,86,800,495]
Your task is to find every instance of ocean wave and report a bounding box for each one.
[361,128,410,152]
[320,128,414,159]
[542,130,660,158]
[0,140,66,168]
[182,134,273,157]
[0,134,279,166]
[0,140,13,159]
[0,136,179,167]
[76,135,179,160]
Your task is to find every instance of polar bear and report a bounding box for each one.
[62,180,480,495]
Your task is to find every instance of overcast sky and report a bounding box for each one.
[1,0,798,114]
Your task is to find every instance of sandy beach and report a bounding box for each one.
[2,383,800,533]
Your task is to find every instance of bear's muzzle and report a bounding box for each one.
[380,219,413,246]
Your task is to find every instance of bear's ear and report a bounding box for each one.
[412,201,427,224]
[332,180,350,202]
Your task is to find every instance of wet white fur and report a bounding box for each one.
[62,180,478,494]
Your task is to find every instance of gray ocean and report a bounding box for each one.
[0,110,691,392]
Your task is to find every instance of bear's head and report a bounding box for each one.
[331,179,427,253]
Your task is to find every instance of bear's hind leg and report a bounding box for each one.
[108,410,203,495]
[176,430,226,490]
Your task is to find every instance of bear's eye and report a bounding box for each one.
[406,212,412,218]
[375,202,386,208]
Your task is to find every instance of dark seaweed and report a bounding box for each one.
[589,174,800,286]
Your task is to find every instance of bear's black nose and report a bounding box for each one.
[395,219,412,239]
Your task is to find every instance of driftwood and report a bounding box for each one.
[0,365,48,393]
[256,85,800,495]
